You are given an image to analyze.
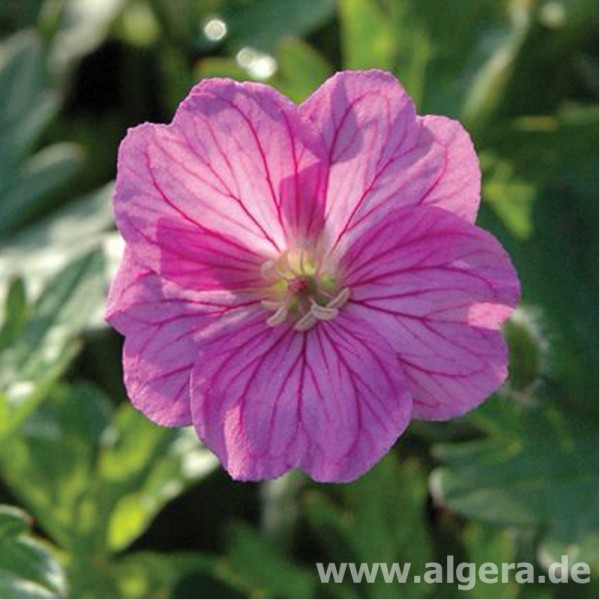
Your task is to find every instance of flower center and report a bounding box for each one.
[260,249,350,332]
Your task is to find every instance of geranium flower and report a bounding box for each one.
[106,71,520,482]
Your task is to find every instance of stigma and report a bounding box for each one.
[260,249,351,332]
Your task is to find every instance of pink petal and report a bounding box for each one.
[300,70,441,255]
[106,248,257,426]
[341,206,520,420]
[301,71,482,256]
[190,312,412,482]
[418,115,481,223]
[114,79,326,291]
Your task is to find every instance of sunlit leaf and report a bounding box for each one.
[0,252,105,441]
[0,381,217,557]
[275,38,332,103]
[0,184,115,311]
[102,407,218,552]
[48,0,128,75]
[339,0,397,71]
[481,152,536,239]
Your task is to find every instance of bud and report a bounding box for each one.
[504,306,548,402]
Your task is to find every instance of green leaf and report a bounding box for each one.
[222,0,337,54]
[112,552,228,600]
[0,251,106,441]
[388,1,432,109]
[0,184,115,319]
[224,524,316,598]
[0,31,90,244]
[306,456,433,598]
[0,505,66,599]
[101,407,218,552]
[48,0,128,75]
[339,0,397,71]
[0,277,28,350]
[0,383,112,552]
[462,524,518,599]
[504,307,548,401]
[431,400,599,566]
[275,38,333,103]
[481,152,536,239]
[461,3,532,133]
[0,31,57,171]
[0,381,217,557]
[194,39,333,105]
[0,143,83,238]
[194,57,249,83]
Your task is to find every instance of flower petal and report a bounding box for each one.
[190,312,412,482]
[418,115,481,223]
[301,70,446,255]
[114,79,326,291]
[341,206,520,420]
[106,248,257,426]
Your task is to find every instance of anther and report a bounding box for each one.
[310,300,339,321]
[261,260,277,280]
[261,299,283,311]
[294,312,317,332]
[266,305,288,327]
[327,287,351,309]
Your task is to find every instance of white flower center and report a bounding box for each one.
[260,249,350,332]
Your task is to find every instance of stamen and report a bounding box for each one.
[261,299,283,311]
[299,249,306,273]
[261,251,351,332]
[327,287,351,309]
[266,305,288,327]
[261,260,277,280]
[310,300,339,321]
[294,312,318,332]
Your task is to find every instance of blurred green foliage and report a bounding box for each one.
[0,0,597,598]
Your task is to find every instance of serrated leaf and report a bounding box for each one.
[0,380,217,557]
[431,401,598,566]
[0,383,113,550]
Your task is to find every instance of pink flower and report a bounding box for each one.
[106,70,520,482]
